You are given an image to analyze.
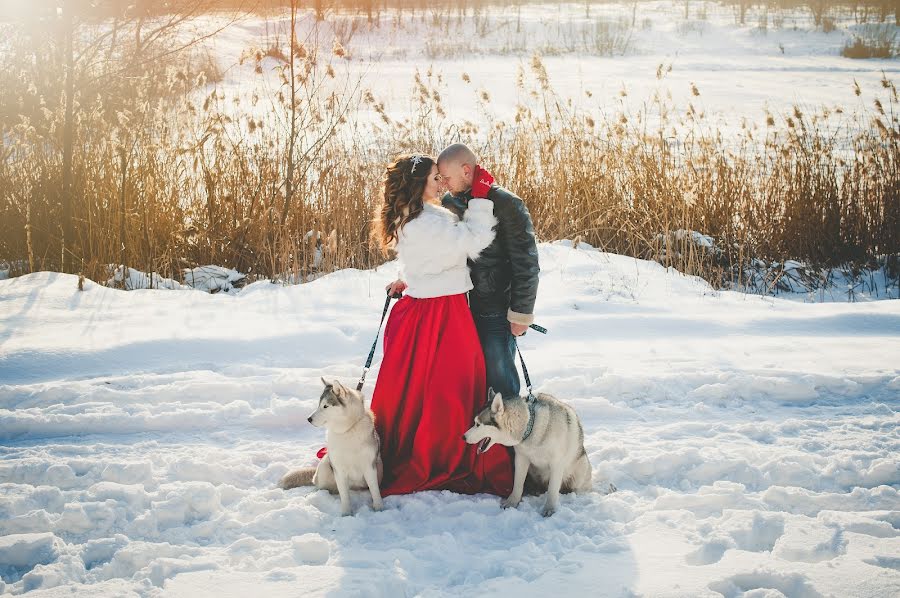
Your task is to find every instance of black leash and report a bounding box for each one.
[515,323,547,399]
[357,292,398,391]
[514,339,536,399]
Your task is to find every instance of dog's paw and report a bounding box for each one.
[501,496,521,509]
[541,505,556,518]
[605,482,618,494]
[372,501,384,512]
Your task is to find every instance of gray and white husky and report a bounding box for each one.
[463,388,593,517]
[279,378,384,516]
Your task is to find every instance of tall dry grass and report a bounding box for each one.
[0,8,898,291]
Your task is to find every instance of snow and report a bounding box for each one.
[195,1,900,135]
[105,265,246,293]
[1,242,898,596]
[2,3,897,594]
[0,533,62,573]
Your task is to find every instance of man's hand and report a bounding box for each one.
[510,322,529,336]
[385,279,407,297]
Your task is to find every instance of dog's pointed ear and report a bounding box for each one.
[326,379,347,405]
[487,387,497,402]
[321,376,332,388]
[331,379,347,397]
[491,391,504,415]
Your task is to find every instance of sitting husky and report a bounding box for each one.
[279,378,384,516]
[464,388,592,517]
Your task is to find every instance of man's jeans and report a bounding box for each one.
[473,311,521,401]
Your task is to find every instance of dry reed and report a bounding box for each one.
[0,6,897,292]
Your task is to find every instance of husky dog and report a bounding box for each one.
[463,388,592,517]
[279,378,384,516]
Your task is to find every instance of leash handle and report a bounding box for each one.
[357,292,397,391]
[528,323,547,334]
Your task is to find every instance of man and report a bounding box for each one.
[386,144,539,398]
[436,144,539,399]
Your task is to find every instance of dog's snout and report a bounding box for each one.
[307,416,313,423]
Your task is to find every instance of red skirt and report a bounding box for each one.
[370,293,513,497]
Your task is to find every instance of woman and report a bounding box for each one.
[369,153,513,497]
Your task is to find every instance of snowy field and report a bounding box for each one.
[199,1,900,132]
[1,241,899,597]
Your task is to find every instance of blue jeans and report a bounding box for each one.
[473,311,521,401]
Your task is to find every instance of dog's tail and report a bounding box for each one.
[279,467,316,490]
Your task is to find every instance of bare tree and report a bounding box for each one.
[277,0,360,227]
[4,0,243,274]
[61,0,76,271]
[284,0,300,224]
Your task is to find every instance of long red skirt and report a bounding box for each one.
[370,293,513,497]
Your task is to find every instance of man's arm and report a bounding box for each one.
[440,191,466,218]
[493,188,540,330]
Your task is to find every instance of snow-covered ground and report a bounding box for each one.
[1,241,898,597]
[197,1,899,133]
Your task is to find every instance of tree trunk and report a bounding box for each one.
[119,145,129,277]
[26,192,35,274]
[61,0,76,272]
[281,1,298,226]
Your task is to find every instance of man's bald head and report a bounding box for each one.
[437,143,477,167]
[437,143,478,194]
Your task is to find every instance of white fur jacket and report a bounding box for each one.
[396,198,497,299]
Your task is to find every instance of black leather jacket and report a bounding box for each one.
[442,185,540,321]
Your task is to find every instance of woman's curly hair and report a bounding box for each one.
[373,153,436,254]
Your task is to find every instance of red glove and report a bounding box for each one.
[471,165,495,198]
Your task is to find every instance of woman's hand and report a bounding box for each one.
[385,279,407,297]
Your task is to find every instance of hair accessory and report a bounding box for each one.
[409,154,424,174]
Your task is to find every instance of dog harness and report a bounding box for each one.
[521,393,538,441]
